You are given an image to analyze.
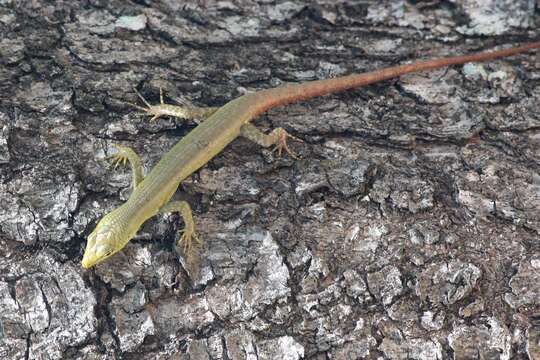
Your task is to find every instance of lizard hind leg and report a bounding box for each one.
[240,123,304,159]
[125,87,220,123]
[124,86,166,122]
[159,200,202,274]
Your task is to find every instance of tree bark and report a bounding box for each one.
[0,1,539,359]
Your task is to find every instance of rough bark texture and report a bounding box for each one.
[0,1,539,359]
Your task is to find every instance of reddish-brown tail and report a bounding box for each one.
[253,41,540,115]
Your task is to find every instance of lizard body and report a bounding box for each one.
[81,41,540,269]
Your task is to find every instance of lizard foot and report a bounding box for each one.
[272,127,304,159]
[124,87,171,122]
[107,145,132,169]
[176,226,202,272]
[178,226,201,253]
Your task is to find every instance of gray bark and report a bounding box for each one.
[0,0,539,359]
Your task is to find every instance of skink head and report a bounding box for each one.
[81,211,124,269]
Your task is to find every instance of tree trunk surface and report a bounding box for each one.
[0,1,539,359]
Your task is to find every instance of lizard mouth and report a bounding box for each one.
[81,254,97,269]
[81,238,101,269]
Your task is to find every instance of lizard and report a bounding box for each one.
[81,40,540,269]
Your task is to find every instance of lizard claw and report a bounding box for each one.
[123,87,169,122]
[107,145,131,169]
[178,226,201,254]
[272,127,304,159]
[177,226,202,273]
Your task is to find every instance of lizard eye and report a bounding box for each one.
[96,244,114,258]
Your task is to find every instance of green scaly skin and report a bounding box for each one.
[81,41,540,269]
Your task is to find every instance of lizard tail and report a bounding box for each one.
[253,40,540,114]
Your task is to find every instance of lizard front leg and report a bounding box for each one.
[126,87,219,122]
[159,200,201,271]
[240,123,304,159]
[107,145,144,189]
